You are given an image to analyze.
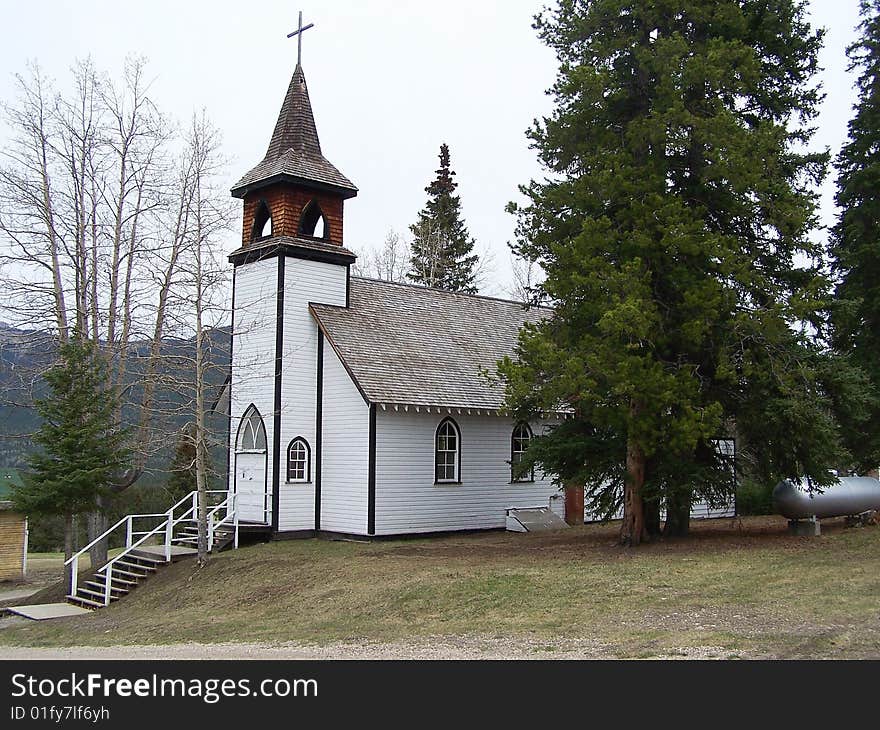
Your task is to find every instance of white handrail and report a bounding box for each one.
[68,488,239,605]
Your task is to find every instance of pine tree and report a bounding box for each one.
[11,335,128,585]
[500,0,855,545]
[408,143,479,293]
[830,0,880,470]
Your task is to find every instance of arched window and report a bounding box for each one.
[435,418,461,484]
[511,422,534,482]
[237,405,267,452]
[299,200,328,240]
[251,200,273,241]
[286,437,311,483]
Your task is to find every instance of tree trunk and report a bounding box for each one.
[564,482,585,526]
[87,497,109,569]
[643,496,662,539]
[663,490,692,538]
[620,434,647,546]
[63,512,75,593]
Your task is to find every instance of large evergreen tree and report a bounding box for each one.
[830,0,880,470]
[408,143,479,292]
[11,335,128,584]
[500,0,854,545]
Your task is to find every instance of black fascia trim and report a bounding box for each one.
[271,255,285,533]
[230,173,358,200]
[368,403,376,536]
[230,242,355,268]
[315,330,324,531]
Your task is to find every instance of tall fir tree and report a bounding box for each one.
[408,143,479,293]
[500,0,855,545]
[11,335,128,584]
[830,0,880,471]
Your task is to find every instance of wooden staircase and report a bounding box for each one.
[65,491,238,610]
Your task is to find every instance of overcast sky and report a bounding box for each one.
[0,0,866,296]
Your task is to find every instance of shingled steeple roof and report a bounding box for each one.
[231,64,357,199]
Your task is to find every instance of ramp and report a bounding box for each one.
[506,507,568,533]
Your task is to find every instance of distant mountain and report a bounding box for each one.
[0,325,232,482]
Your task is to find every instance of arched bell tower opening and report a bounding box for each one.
[299,200,328,240]
[251,200,273,241]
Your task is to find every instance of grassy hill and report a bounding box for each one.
[3,516,879,659]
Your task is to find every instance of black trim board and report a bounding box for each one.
[272,530,317,541]
[368,404,376,536]
[271,256,285,533]
[317,527,503,542]
[225,271,236,498]
[315,330,324,531]
[229,240,356,268]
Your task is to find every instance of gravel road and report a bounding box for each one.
[0,636,737,660]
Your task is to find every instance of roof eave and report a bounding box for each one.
[230,172,358,200]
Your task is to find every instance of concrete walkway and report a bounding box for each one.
[5,603,91,620]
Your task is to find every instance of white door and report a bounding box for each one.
[235,452,267,523]
[234,406,270,524]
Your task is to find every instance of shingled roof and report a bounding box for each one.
[310,278,550,410]
[231,64,357,199]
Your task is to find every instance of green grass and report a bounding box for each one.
[2,516,879,658]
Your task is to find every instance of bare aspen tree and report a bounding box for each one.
[0,57,204,567]
[158,112,232,566]
[353,228,410,282]
[506,254,545,305]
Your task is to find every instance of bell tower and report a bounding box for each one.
[227,18,358,536]
[231,62,358,248]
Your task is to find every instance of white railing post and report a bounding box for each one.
[233,495,239,550]
[164,510,173,562]
[104,565,113,606]
[125,515,133,548]
[70,556,78,597]
[208,517,214,552]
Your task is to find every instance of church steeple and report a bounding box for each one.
[232,58,357,248]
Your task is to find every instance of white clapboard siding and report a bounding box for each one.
[320,344,370,533]
[276,258,348,532]
[229,258,279,520]
[374,412,561,535]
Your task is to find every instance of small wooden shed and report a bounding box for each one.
[0,469,28,581]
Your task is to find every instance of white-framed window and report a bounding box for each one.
[237,405,267,452]
[286,437,311,483]
[434,418,461,484]
[511,422,534,482]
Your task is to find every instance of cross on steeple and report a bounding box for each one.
[287,11,315,66]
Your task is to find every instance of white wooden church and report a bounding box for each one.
[225,57,734,539]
